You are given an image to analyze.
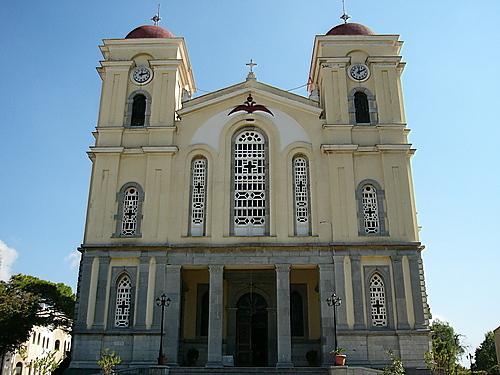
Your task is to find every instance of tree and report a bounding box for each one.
[97,349,122,375]
[383,350,406,375]
[473,331,499,374]
[0,274,75,359]
[425,320,466,375]
[30,350,62,375]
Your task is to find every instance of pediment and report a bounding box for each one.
[177,79,321,117]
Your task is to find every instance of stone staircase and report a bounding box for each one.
[104,366,381,375]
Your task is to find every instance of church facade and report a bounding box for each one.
[69,20,431,373]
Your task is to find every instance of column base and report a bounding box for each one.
[206,362,223,368]
[276,362,294,368]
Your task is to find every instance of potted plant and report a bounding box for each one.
[330,347,347,366]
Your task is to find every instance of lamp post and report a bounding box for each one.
[156,293,171,365]
[326,293,342,352]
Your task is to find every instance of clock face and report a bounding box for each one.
[348,64,370,82]
[131,66,152,85]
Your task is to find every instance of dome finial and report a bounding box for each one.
[151,3,162,26]
[340,0,351,24]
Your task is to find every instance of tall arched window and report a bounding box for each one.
[369,273,387,327]
[113,183,144,238]
[121,187,139,236]
[232,128,268,236]
[362,184,380,234]
[354,91,370,124]
[293,156,311,236]
[356,180,388,236]
[189,157,207,236]
[15,362,23,375]
[114,274,132,327]
[55,339,60,351]
[290,291,305,336]
[130,94,147,126]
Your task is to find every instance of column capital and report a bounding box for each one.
[166,264,182,273]
[275,264,291,273]
[209,264,224,274]
[391,254,403,262]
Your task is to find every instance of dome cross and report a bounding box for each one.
[151,4,162,26]
[340,0,351,23]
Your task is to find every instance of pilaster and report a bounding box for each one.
[92,256,110,330]
[333,255,348,330]
[75,254,93,330]
[318,263,335,366]
[207,265,224,368]
[350,255,365,329]
[408,254,427,329]
[275,264,293,368]
[134,254,150,329]
[165,264,182,365]
[391,255,410,329]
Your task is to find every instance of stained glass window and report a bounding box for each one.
[369,273,387,327]
[293,156,310,235]
[114,275,132,327]
[233,129,267,236]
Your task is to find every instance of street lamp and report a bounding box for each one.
[156,293,171,365]
[326,293,342,352]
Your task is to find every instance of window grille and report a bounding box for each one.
[362,185,380,234]
[190,158,207,236]
[293,156,310,235]
[233,129,267,236]
[121,187,139,236]
[114,275,132,327]
[369,274,387,327]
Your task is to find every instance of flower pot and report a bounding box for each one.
[334,354,346,366]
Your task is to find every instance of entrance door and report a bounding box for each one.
[236,292,268,366]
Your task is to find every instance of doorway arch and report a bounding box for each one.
[236,292,268,366]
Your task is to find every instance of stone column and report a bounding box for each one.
[350,255,365,329]
[92,256,110,330]
[165,265,182,365]
[333,255,348,330]
[134,254,150,330]
[207,265,224,368]
[408,254,427,329]
[319,263,335,366]
[275,264,293,368]
[391,255,410,329]
[75,254,93,330]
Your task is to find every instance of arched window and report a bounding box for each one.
[369,274,387,327]
[15,362,23,375]
[348,88,377,125]
[293,156,311,236]
[37,333,40,345]
[189,157,207,236]
[113,183,144,238]
[55,339,60,351]
[232,128,268,236]
[290,291,305,336]
[114,274,132,327]
[354,92,370,124]
[130,94,146,126]
[362,184,380,234]
[46,338,49,348]
[121,187,139,236]
[356,180,388,236]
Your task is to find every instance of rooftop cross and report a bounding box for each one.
[340,0,351,23]
[151,4,162,26]
[246,59,257,80]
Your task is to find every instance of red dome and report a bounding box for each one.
[326,23,374,36]
[125,25,175,39]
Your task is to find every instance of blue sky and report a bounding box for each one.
[1,0,499,361]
